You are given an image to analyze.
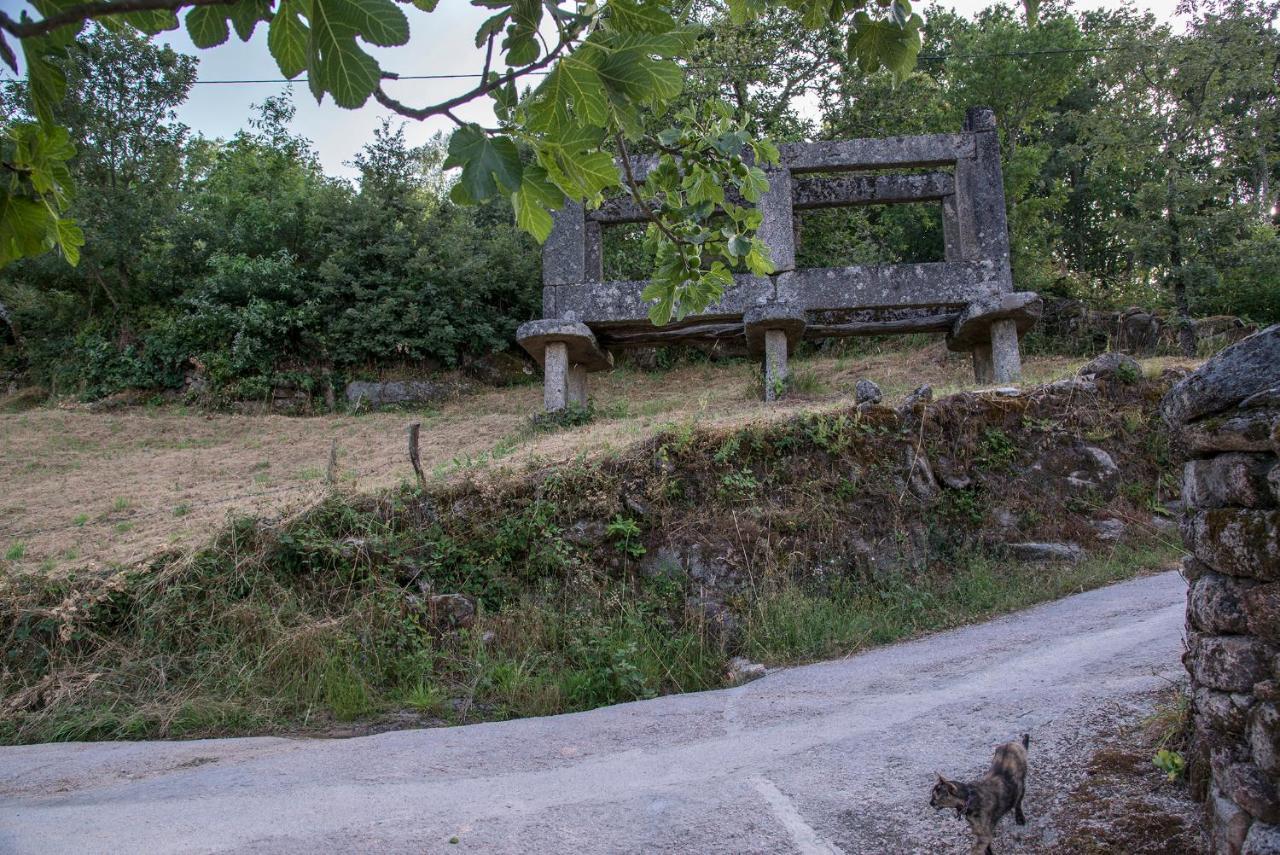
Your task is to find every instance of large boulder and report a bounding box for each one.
[1162,325,1280,426]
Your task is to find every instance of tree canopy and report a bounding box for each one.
[1,0,923,322]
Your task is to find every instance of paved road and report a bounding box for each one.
[0,571,1188,855]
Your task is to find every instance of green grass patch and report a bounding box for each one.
[739,542,1181,665]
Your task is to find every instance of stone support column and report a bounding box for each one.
[1161,325,1280,855]
[543,341,569,412]
[990,319,1023,384]
[971,343,995,384]
[567,364,588,408]
[763,329,789,402]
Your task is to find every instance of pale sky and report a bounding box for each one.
[0,0,1184,177]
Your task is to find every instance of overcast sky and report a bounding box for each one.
[1,0,1185,177]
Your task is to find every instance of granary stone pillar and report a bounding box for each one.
[990,319,1023,384]
[543,342,569,411]
[763,329,789,402]
[1161,324,1280,855]
[744,303,807,403]
[516,319,613,413]
[947,292,1041,386]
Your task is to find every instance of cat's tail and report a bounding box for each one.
[1022,734,1030,750]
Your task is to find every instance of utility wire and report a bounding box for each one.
[189,44,1142,85]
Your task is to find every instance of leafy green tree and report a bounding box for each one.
[1,0,922,323]
[1078,0,1280,349]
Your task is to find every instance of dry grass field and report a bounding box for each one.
[0,341,1196,575]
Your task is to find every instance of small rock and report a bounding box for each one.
[564,519,606,546]
[904,447,938,501]
[427,593,476,630]
[639,546,684,580]
[622,490,652,519]
[939,470,972,490]
[993,508,1018,529]
[1008,542,1084,563]
[1078,351,1143,382]
[1091,518,1126,542]
[855,379,882,405]
[337,537,369,560]
[901,384,933,408]
[1182,409,1280,456]
[725,656,766,685]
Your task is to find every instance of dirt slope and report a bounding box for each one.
[0,345,1195,573]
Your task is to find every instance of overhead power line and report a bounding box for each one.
[189,45,1141,86]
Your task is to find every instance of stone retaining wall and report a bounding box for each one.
[1162,324,1280,854]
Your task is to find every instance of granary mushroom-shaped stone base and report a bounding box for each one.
[947,292,1043,384]
[517,319,613,412]
[744,304,807,402]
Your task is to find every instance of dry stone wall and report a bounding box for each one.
[1162,324,1280,855]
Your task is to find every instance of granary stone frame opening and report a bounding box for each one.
[518,106,1041,411]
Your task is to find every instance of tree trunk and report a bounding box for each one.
[1167,211,1197,358]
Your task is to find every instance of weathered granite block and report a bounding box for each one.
[1184,555,1214,582]
[1251,703,1280,774]
[1216,784,1257,855]
[1244,584,1280,643]
[1185,453,1278,509]
[345,380,449,409]
[1183,509,1280,581]
[1184,409,1280,456]
[1188,634,1275,693]
[1244,821,1280,854]
[1162,324,1280,426]
[1223,761,1280,824]
[1189,572,1252,634]
[1197,686,1256,734]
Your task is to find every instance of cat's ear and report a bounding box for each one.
[934,772,945,783]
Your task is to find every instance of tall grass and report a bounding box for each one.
[739,543,1183,665]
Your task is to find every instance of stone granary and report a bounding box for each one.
[518,107,1040,411]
